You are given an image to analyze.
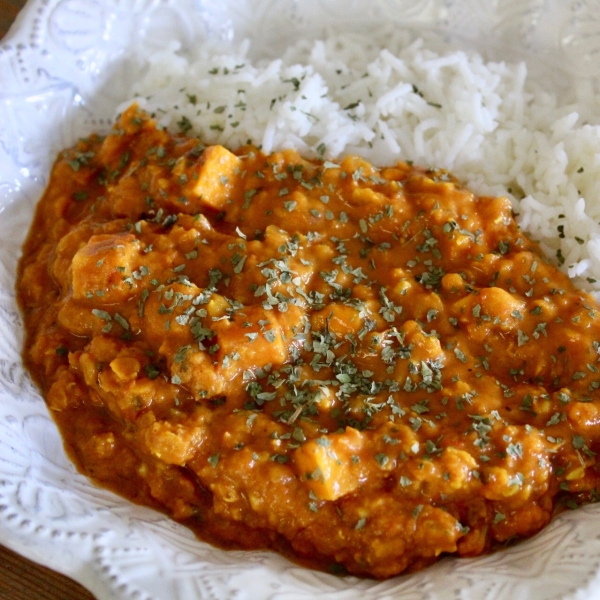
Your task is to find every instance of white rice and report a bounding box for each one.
[122,33,600,297]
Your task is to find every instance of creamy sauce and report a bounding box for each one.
[17,104,600,577]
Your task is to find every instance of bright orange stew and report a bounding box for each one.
[17,104,600,578]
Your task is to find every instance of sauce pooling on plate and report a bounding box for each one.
[17,104,600,577]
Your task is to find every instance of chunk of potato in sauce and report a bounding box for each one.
[16,104,600,578]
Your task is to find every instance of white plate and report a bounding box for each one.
[2,1,600,599]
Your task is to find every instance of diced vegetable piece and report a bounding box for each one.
[293,427,364,500]
[71,233,139,302]
[192,145,241,210]
[213,304,304,374]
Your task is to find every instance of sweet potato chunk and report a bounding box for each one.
[213,303,305,375]
[293,427,364,500]
[71,233,140,303]
[191,145,241,211]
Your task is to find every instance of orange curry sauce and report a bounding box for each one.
[17,105,600,578]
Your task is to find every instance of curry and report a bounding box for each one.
[17,104,600,578]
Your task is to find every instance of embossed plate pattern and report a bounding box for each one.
[2,1,600,599]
